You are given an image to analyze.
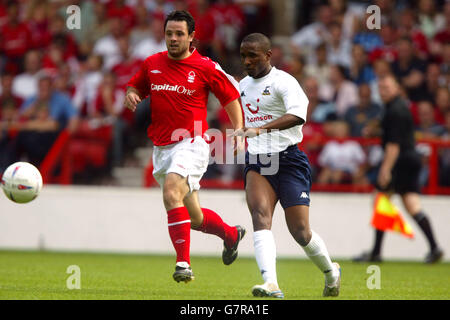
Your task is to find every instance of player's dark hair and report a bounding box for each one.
[164,10,195,35]
[241,33,271,52]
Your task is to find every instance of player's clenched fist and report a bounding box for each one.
[125,88,142,112]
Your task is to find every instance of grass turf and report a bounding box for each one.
[0,250,448,300]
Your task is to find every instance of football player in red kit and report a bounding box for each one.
[125,11,245,283]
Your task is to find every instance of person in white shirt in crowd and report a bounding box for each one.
[291,4,334,64]
[132,15,167,60]
[328,64,359,117]
[11,50,41,101]
[317,120,368,185]
[93,17,124,70]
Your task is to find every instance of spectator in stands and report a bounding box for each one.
[397,8,430,59]
[25,1,51,51]
[344,84,382,137]
[317,120,368,185]
[53,64,76,98]
[11,50,41,101]
[303,76,336,124]
[439,111,450,186]
[304,43,332,100]
[129,4,154,48]
[435,87,450,125]
[72,55,104,118]
[146,0,175,16]
[328,64,359,117]
[0,72,22,172]
[291,4,334,63]
[371,58,393,105]
[391,36,428,102]
[328,0,363,41]
[417,0,446,40]
[48,14,78,62]
[368,20,398,64]
[93,16,124,70]
[352,12,383,53]
[326,22,352,68]
[112,36,143,91]
[15,74,78,166]
[106,0,136,32]
[94,72,126,167]
[86,1,110,44]
[270,43,290,72]
[0,72,23,112]
[234,0,269,35]
[349,44,376,85]
[430,2,450,60]
[421,63,445,104]
[0,1,32,74]
[415,100,445,138]
[132,15,166,60]
[209,0,246,60]
[288,54,307,85]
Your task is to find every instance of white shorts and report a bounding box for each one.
[152,136,210,192]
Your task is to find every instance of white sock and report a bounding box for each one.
[253,230,278,286]
[302,230,339,285]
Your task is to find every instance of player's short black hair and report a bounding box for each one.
[164,10,195,35]
[241,33,271,52]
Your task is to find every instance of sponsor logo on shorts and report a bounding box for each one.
[300,192,309,199]
[151,83,196,96]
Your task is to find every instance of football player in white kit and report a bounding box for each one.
[232,33,341,298]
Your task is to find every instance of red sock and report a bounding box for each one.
[167,207,191,265]
[198,208,238,248]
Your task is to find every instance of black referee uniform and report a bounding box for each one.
[354,95,443,263]
[379,95,422,194]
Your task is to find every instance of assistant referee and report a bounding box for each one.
[354,75,443,264]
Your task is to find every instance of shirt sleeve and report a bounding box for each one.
[206,62,240,107]
[384,109,406,144]
[127,59,150,97]
[276,74,309,123]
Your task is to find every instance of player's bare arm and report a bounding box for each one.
[125,86,142,112]
[224,99,245,154]
[231,114,303,138]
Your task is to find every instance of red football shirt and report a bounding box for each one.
[127,48,240,146]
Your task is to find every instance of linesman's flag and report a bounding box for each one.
[371,193,414,239]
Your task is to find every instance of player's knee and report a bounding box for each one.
[250,207,272,230]
[163,187,184,209]
[291,226,311,246]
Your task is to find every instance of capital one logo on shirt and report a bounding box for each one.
[151,83,196,96]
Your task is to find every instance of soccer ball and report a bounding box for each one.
[1,162,43,204]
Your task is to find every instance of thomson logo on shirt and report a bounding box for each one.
[151,83,196,96]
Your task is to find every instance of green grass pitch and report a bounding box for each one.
[0,250,448,300]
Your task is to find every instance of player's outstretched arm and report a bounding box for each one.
[230,114,303,138]
[124,86,142,112]
[224,99,245,155]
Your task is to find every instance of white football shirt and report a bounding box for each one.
[239,67,309,154]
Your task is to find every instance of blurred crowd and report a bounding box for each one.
[0,0,449,188]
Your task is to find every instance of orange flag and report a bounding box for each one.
[371,193,414,238]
